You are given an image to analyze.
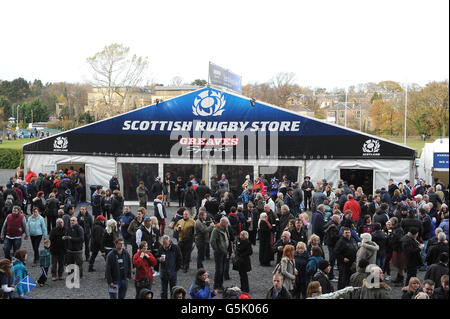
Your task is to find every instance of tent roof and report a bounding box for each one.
[23,86,416,160]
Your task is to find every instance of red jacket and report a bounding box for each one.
[133,250,157,281]
[252,181,264,192]
[343,199,361,221]
[25,171,37,183]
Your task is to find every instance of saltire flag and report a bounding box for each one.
[20,275,36,293]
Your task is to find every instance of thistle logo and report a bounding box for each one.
[362,139,380,156]
[54,136,68,152]
[192,90,226,117]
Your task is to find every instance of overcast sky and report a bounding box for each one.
[0,0,448,89]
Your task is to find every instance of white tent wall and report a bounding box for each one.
[417,138,449,185]
[306,159,414,191]
[24,154,116,201]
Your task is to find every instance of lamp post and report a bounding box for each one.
[344,88,348,127]
[16,104,21,130]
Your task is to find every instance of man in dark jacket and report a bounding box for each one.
[91,186,103,218]
[105,238,132,299]
[292,183,303,217]
[334,227,358,289]
[64,216,85,278]
[373,203,390,228]
[278,205,294,236]
[289,218,308,245]
[368,195,382,217]
[401,210,423,237]
[324,214,341,281]
[371,222,388,271]
[301,177,314,211]
[272,231,297,264]
[311,204,326,244]
[109,174,120,192]
[312,260,334,294]
[49,218,66,280]
[283,188,296,217]
[157,235,182,299]
[77,205,93,261]
[424,252,449,289]
[426,232,449,266]
[89,215,106,272]
[401,227,423,286]
[265,273,292,299]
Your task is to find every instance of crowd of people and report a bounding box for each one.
[0,167,449,300]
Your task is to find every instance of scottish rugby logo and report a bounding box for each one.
[53,136,68,151]
[192,90,226,117]
[362,139,380,155]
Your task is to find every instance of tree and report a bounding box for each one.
[0,78,31,104]
[86,43,149,118]
[271,72,297,105]
[0,96,12,120]
[191,79,207,86]
[377,81,403,93]
[170,76,183,87]
[20,99,49,123]
[369,99,402,135]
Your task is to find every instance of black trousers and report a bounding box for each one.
[239,271,249,293]
[51,253,65,277]
[65,251,83,278]
[30,235,42,262]
[337,261,353,290]
[178,240,193,269]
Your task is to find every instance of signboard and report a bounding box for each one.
[433,152,449,169]
[23,88,416,160]
[208,62,242,93]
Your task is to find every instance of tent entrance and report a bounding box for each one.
[121,163,159,201]
[56,163,85,175]
[340,168,374,195]
[216,165,254,198]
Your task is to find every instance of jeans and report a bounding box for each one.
[109,279,128,299]
[161,273,178,299]
[3,237,22,260]
[214,251,227,289]
[376,253,386,272]
[30,235,42,262]
[196,242,207,269]
[158,218,166,237]
[420,240,428,267]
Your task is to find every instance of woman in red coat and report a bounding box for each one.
[133,241,157,299]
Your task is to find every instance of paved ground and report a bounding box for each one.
[2,203,425,299]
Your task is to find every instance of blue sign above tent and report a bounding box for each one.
[433,152,449,169]
[23,87,416,160]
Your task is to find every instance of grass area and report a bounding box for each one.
[381,136,445,157]
[0,138,38,149]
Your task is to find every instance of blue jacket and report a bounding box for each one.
[189,280,216,299]
[306,256,324,280]
[27,214,47,237]
[311,211,325,239]
[440,218,449,239]
[11,260,28,297]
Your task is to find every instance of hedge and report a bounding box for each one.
[0,149,23,169]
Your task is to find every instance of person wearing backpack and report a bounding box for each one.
[183,182,197,214]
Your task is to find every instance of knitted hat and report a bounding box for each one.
[96,215,106,222]
[318,260,330,272]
